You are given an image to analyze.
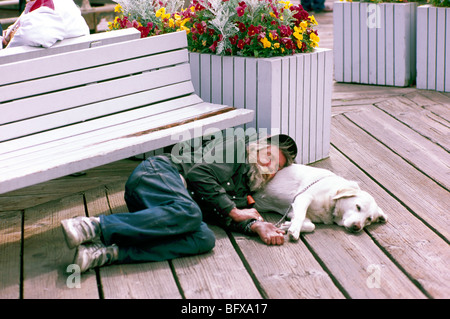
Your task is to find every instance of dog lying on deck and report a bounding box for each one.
[253,164,388,240]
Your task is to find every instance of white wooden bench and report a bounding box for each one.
[0,30,254,194]
[0,28,141,65]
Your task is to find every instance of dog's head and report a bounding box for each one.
[332,188,388,232]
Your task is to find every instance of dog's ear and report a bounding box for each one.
[333,188,359,200]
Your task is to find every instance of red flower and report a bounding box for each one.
[278,25,292,37]
[229,35,238,45]
[195,21,206,35]
[210,40,218,52]
[238,22,246,33]
[237,39,245,49]
[248,25,258,37]
[236,6,245,17]
[238,1,247,9]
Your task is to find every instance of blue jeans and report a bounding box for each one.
[301,0,325,12]
[99,155,215,263]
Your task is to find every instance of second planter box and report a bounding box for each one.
[334,1,417,87]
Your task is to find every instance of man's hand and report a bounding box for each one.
[229,207,263,223]
[251,221,285,245]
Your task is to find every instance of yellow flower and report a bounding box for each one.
[300,21,308,31]
[156,7,166,18]
[261,37,272,49]
[177,25,190,34]
[169,18,175,28]
[310,32,320,43]
[274,43,280,49]
[309,15,318,25]
[279,0,292,9]
[114,4,122,13]
[269,32,278,41]
[293,26,303,40]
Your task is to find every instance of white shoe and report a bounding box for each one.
[61,216,101,249]
[74,242,119,273]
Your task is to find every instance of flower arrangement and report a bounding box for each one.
[428,0,450,6]
[109,0,320,57]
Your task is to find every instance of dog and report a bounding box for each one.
[253,164,388,240]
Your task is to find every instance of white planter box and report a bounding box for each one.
[188,49,333,164]
[334,1,417,87]
[416,5,450,92]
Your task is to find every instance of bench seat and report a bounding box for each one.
[0,31,254,194]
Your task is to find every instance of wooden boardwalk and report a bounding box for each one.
[1,4,449,300]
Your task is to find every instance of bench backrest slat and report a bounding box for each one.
[0,31,188,86]
[0,28,141,65]
[0,49,189,103]
[0,94,204,157]
[1,62,192,125]
[0,81,196,142]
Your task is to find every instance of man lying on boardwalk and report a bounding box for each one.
[60,131,298,273]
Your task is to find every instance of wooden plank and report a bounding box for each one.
[436,8,446,92]
[1,106,254,193]
[377,4,386,85]
[322,49,333,159]
[427,6,437,90]
[416,6,428,90]
[288,56,297,139]
[446,8,450,92]
[0,31,188,86]
[385,4,395,86]
[22,194,99,298]
[295,53,305,163]
[309,52,318,162]
[0,49,189,103]
[331,114,450,242]
[303,225,426,298]
[84,184,181,299]
[368,4,377,85]
[0,81,195,141]
[360,2,369,84]
[394,4,407,86]
[343,104,450,189]
[0,103,238,169]
[222,56,234,107]
[316,51,325,161]
[343,2,352,83]
[172,225,262,299]
[246,58,258,130]
[351,2,360,83]
[375,96,450,152]
[281,57,290,135]
[0,28,141,65]
[333,1,344,82]
[0,63,193,126]
[200,53,211,102]
[313,147,450,298]
[230,215,345,299]
[302,54,311,164]
[0,94,202,155]
[211,55,222,105]
[0,211,22,299]
[188,52,200,95]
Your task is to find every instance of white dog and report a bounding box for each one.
[253,164,388,240]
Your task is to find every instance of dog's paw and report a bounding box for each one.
[288,225,301,241]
